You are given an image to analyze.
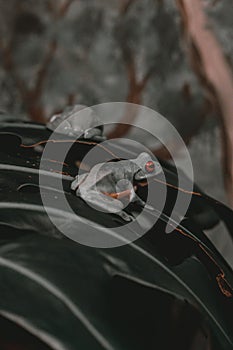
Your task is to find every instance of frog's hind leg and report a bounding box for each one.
[82,191,134,222]
[79,190,124,214]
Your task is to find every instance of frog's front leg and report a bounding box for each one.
[84,128,105,141]
[116,179,154,211]
[71,173,89,192]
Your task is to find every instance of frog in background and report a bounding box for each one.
[47,104,105,141]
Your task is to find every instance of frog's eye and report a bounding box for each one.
[145,160,155,173]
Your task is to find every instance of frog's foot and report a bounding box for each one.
[84,131,106,142]
[71,173,88,192]
[84,128,103,140]
[116,210,134,222]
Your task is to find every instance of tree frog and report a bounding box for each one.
[71,152,162,221]
[47,104,105,141]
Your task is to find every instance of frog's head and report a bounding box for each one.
[133,152,162,181]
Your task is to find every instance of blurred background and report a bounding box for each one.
[0,0,233,259]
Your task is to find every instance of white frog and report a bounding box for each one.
[71,152,162,221]
[47,104,105,141]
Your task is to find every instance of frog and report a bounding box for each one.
[71,152,162,221]
[47,104,105,141]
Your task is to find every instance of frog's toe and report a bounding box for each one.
[116,211,134,222]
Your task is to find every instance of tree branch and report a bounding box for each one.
[119,0,136,16]
[33,40,57,100]
[0,38,28,101]
[176,0,233,205]
[0,0,76,123]
[57,0,75,18]
[107,44,154,139]
[107,0,156,139]
[108,18,154,139]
